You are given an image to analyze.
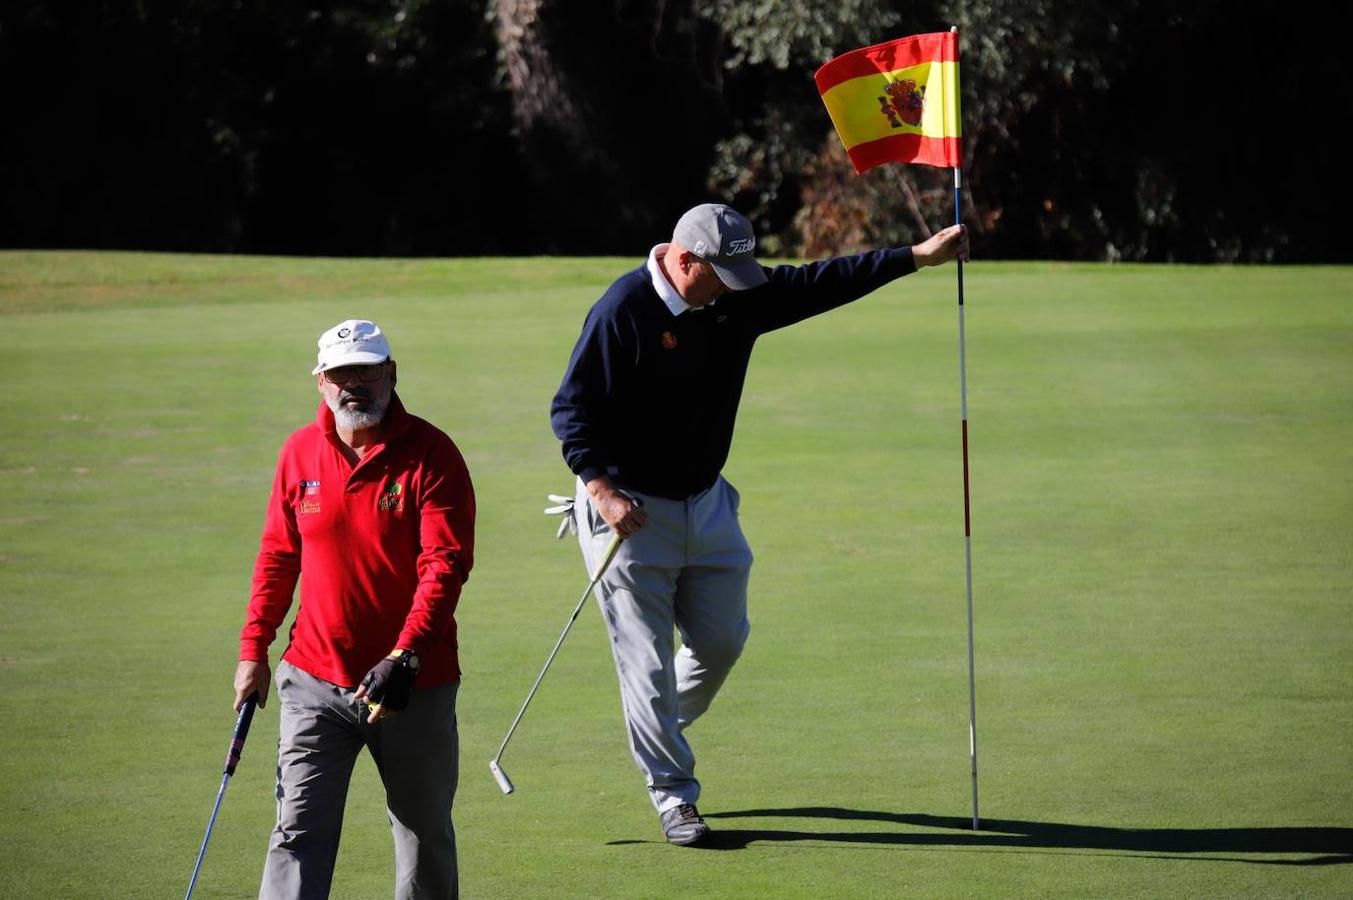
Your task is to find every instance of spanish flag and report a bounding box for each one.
[815,32,962,173]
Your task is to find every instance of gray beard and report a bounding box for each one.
[326,387,391,432]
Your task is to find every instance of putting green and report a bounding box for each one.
[1,253,1349,897]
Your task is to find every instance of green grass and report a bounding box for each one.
[1,251,1350,897]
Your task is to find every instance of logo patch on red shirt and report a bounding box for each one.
[378,481,404,512]
[298,479,322,514]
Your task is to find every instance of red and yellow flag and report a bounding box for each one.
[815,32,962,173]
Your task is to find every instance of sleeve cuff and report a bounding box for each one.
[578,465,607,485]
[395,633,428,659]
[239,642,270,662]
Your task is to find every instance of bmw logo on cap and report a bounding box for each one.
[338,327,351,338]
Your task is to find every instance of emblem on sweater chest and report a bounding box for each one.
[378,481,404,512]
[661,331,678,350]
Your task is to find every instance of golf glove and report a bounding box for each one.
[360,650,419,713]
[545,493,577,539]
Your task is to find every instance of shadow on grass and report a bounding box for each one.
[608,807,1352,864]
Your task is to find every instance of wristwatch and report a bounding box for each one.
[388,649,420,672]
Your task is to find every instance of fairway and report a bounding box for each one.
[1,252,1350,897]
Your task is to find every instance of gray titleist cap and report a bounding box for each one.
[672,203,769,291]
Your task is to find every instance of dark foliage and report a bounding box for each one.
[1,0,523,255]
[1,0,1346,261]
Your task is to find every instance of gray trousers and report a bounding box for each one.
[576,476,753,814]
[260,660,459,900]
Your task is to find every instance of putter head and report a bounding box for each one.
[489,760,515,795]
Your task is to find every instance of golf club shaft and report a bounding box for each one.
[492,533,623,765]
[185,692,259,899]
[185,774,229,899]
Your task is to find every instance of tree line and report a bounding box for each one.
[2,0,1347,262]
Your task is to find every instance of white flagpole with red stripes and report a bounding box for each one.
[951,23,980,832]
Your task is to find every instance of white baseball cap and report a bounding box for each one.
[672,203,768,291]
[312,319,391,374]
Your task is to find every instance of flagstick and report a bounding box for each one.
[950,23,979,829]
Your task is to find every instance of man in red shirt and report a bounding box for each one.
[234,319,475,899]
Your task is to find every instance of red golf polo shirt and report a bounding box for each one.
[240,393,475,687]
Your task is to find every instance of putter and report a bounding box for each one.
[490,531,625,794]
[185,691,260,900]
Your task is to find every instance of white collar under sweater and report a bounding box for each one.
[648,243,713,316]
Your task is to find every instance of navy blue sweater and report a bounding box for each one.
[551,247,918,500]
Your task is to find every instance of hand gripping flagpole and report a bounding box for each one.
[951,24,980,831]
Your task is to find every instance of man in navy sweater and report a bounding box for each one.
[551,203,967,845]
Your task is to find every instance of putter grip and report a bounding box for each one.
[592,533,624,580]
[224,691,259,776]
